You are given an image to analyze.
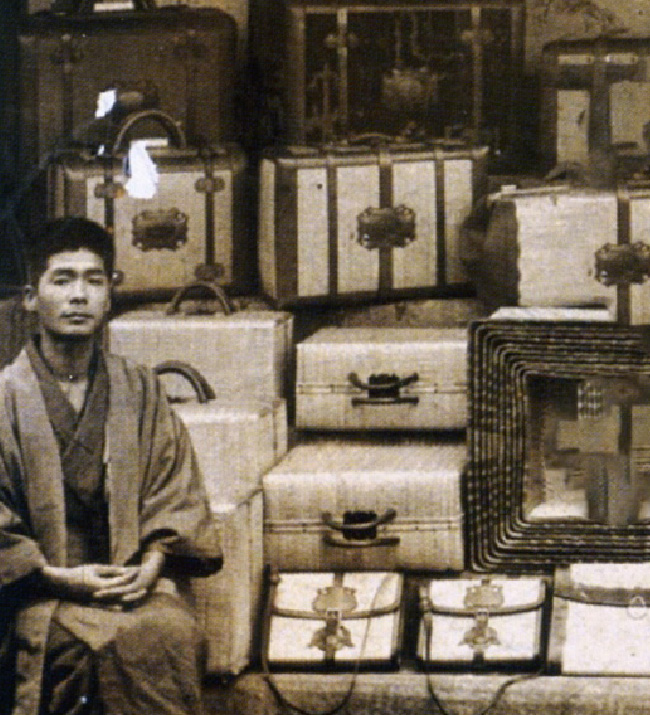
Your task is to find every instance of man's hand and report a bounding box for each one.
[41,563,138,600]
[40,550,165,604]
[93,549,165,604]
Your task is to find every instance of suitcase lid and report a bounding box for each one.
[272,571,403,618]
[263,443,465,521]
[265,143,489,168]
[297,328,467,395]
[421,576,546,614]
[109,309,292,330]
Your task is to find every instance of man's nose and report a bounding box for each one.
[69,278,89,301]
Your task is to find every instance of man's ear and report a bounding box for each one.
[23,285,38,312]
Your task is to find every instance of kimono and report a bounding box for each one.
[0,345,223,715]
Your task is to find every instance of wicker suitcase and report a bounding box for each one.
[263,442,466,571]
[417,575,547,669]
[156,361,288,504]
[275,0,524,151]
[467,185,650,324]
[108,287,293,402]
[191,488,263,676]
[18,4,237,170]
[263,571,403,669]
[48,111,251,297]
[540,37,650,174]
[259,142,488,307]
[549,564,650,675]
[295,327,467,430]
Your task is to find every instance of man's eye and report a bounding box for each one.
[88,277,107,286]
[52,277,71,285]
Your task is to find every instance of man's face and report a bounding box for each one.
[25,249,111,339]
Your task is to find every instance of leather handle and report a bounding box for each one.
[165,280,233,316]
[348,371,420,406]
[322,509,397,532]
[111,109,186,155]
[323,533,401,549]
[154,360,216,403]
[321,509,400,549]
[348,372,419,391]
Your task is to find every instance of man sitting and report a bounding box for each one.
[0,217,223,715]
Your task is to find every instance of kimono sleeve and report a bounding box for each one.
[0,396,47,587]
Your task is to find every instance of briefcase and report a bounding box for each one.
[263,441,466,571]
[549,564,650,675]
[417,575,547,669]
[48,110,251,297]
[263,571,403,670]
[295,327,467,430]
[259,142,488,306]
[155,361,287,504]
[191,488,264,676]
[465,184,650,324]
[18,2,237,170]
[108,285,293,401]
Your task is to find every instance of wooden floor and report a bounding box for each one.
[203,670,650,715]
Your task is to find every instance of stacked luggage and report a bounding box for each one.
[12,0,650,695]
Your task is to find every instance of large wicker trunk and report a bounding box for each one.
[465,185,650,325]
[49,139,252,297]
[259,142,488,306]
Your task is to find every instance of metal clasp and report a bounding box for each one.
[595,242,650,286]
[132,209,188,251]
[357,205,416,250]
[461,578,504,658]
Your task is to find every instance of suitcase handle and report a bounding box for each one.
[322,509,400,548]
[165,280,234,316]
[111,109,186,155]
[348,372,420,406]
[154,360,216,404]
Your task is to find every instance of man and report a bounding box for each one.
[0,217,223,715]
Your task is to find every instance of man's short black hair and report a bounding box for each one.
[28,217,115,284]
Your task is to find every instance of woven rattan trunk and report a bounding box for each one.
[263,441,466,571]
[108,306,293,401]
[191,488,264,676]
[49,142,251,297]
[467,185,650,324]
[540,37,650,173]
[295,327,467,430]
[259,143,488,306]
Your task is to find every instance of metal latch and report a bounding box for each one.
[595,242,650,286]
[357,205,416,250]
[460,578,504,658]
[309,584,358,659]
[348,372,419,406]
[132,208,188,251]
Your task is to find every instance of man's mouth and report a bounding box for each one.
[62,312,93,320]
